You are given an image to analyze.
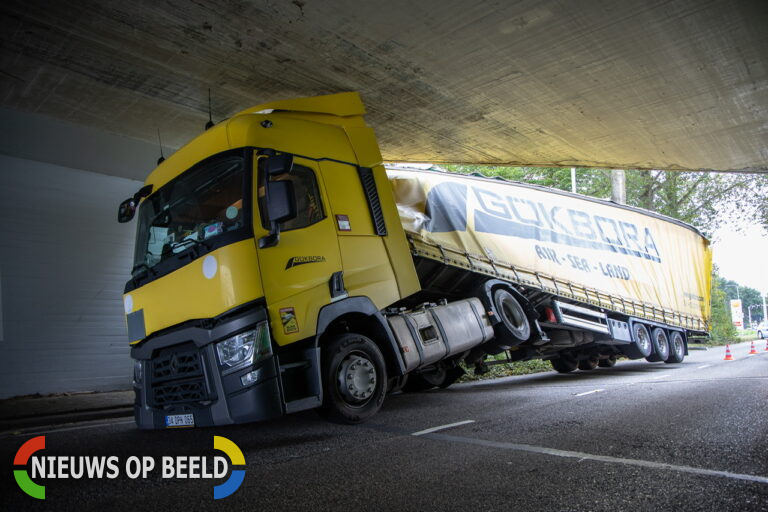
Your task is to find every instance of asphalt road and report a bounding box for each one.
[2,341,766,511]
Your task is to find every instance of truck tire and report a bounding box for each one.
[492,288,531,346]
[598,355,617,367]
[646,328,670,362]
[319,333,387,424]
[622,323,653,359]
[551,354,578,373]
[578,357,599,371]
[403,366,464,392]
[665,331,685,364]
[402,373,437,392]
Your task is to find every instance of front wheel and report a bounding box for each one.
[319,333,387,424]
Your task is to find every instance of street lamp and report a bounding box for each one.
[726,284,741,300]
[747,304,762,328]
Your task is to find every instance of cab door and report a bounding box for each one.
[254,155,342,346]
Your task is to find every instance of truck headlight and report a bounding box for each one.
[216,322,271,369]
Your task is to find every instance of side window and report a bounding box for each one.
[259,164,325,231]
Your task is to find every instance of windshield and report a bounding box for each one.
[133,153,248,276]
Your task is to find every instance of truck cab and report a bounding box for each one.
[121,93,421,428]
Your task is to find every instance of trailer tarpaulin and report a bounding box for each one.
[387,168,712,331]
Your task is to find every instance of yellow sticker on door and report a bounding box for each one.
[280,307,299,334]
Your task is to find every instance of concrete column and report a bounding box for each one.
[571,167,577,193]
[611,169,626,204]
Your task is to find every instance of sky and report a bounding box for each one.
[711,223,768,295]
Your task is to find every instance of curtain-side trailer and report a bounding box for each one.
[118,93,711,429]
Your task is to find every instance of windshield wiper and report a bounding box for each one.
[170,237,211,256]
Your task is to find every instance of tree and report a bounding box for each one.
[710,272,739,342]
[622,171,768,238]
[441,165,612,197]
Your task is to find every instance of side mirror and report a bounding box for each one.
[262,153,294,176]
[259,180,296,248]
[266,180,297,224]
[118,198,137,223]
[117,184,152,223]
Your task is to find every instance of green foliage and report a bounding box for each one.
[458,357,553,382]
[710,272,739,343]
[442,164,611,198]
[621,171,767,238]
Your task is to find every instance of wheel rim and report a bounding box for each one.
[655,331,669,359]
[671,333,684,359]
[635,326,651,353]
[337,351,377,406]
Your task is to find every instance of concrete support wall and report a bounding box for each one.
[0,155,142,397]
[0,109,159,398]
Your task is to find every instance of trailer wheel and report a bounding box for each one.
[578,357,599,371]
[665,331,685,364]
[622,323,653,359]
[319,333,387,424]
[646,328,670,362]
[492,288,531,345]
[598,355,617,367]
[551,354,578,373]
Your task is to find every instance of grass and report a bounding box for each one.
[738,330,759,341]
[458,354,553,382]
[689,330,761,349]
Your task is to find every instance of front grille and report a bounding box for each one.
[152,379,208,405]
[152,349,202,383]
[149,343,212,406]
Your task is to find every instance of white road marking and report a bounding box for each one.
[651,374,669,379]
[698,364,712,369]
[412,420,475,436]
[574,389,604,397]
[1,419,135,438]
[424,433,768,485]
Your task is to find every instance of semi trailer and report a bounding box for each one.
[118,92,712,429]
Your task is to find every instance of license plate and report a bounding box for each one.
[165,414,195,427]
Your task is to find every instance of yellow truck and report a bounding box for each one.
[118,93,712,429]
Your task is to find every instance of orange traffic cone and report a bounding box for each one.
[724,345,734,361]
[749,341,758,355]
